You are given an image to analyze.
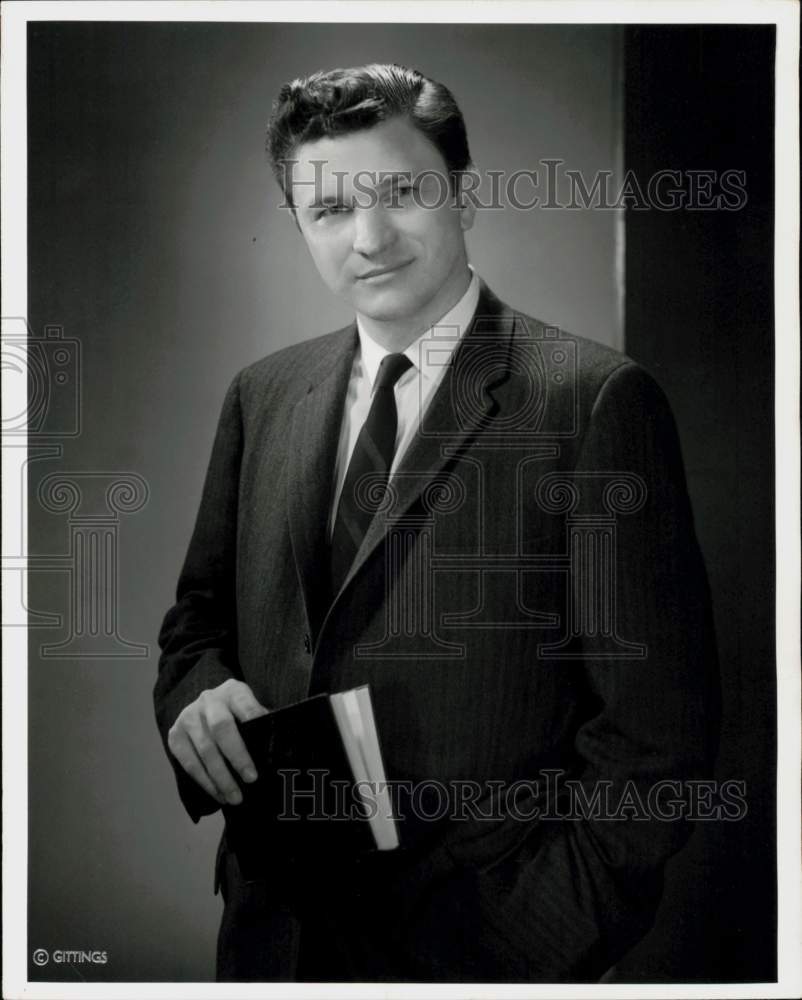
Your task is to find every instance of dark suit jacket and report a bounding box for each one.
[154,281,720,982]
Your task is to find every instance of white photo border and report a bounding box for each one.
[2,2,799,999]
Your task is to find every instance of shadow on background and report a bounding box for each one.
[616,24,776,983]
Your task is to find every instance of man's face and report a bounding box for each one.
[289,116,475,330]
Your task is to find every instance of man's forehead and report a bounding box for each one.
[289,118,447,204]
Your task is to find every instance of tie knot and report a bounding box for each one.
[375,353,413,391]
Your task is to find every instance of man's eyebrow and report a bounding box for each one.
[307,193,350,209]
[301,172,417,209]
[376,171,416,189]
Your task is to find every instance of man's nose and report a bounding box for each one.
[351,205,395,257]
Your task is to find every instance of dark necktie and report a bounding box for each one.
[330,352,413,594]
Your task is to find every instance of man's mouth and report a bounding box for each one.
[357,260,414,281]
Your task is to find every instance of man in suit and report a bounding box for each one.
[154,63,719,982]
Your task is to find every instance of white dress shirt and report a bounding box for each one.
[328,270,481,536]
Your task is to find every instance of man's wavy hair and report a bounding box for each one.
[266,63,472,206]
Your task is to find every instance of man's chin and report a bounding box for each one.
[352,287,423,323]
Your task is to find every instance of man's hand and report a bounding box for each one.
[167,679,268,806]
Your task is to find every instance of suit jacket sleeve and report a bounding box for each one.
[411,361,721,980]
[154,372,246,822]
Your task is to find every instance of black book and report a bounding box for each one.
[222,686,399,881]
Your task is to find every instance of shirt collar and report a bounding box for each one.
[357,269,481,389]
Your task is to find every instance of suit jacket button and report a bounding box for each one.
[303,633,311,654]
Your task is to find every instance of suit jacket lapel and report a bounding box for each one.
[333,281,518,602]
[286,324,358,638]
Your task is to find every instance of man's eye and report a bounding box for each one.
[383,184,416,207]
[316,205,350,220]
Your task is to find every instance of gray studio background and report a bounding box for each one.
[26,21,775,983]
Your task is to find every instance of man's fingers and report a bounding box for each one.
[222,685,268,782]
[208,710,260,785]
[167,682,268,803]
[227,685,269,724]
[191,723,244,805]
[167,729,226,805]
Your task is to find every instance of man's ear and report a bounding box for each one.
[455,169,479,232]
